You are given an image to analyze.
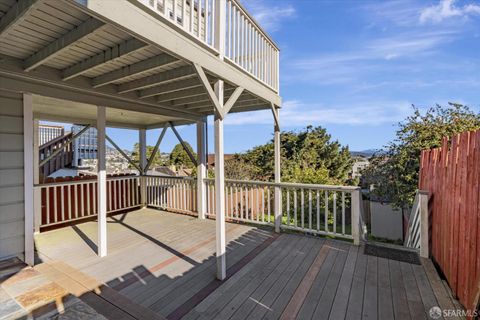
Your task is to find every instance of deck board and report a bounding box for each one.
[32,209,460,320]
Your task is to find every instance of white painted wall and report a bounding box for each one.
[0,89,25,260]
[370,201,403,241]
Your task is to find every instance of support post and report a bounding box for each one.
[197,117,207,219]
[23,93,34,265]
[273,106,282,233]
[97,106,107,257]
[351,188,361,246]
[419,191,429,258]
[139,128,147,207]
[215,81,226,280]
[33,119,41,234]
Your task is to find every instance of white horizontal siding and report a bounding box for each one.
[0,89,24,261]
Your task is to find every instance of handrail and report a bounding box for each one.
[204,178,360,192]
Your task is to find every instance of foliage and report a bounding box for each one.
[238,125,354,185]
[130,143,164,169]
[363,103,480,208]
[224,155,257,180]
[170,142,196,168]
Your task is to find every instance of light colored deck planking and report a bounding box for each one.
[34,210,459,320]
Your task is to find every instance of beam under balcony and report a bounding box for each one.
[117,65,195,94]
[92,53,179,88]
[62,38,147,80]
[24,17,105,72]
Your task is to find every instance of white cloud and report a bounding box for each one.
[240,0,295,32]
[226,100,412,126]
[420,0,480,24]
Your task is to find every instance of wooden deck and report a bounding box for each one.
[30,208,462,320]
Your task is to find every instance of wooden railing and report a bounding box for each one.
[137,0,279,91]
[34,175,141,230]
[39,132,73,178]
[144,176,361,241]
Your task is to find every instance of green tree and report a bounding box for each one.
[130,143,165,169]
[363,103,480,208]
[170,142,196,168]
[240,125,354,185]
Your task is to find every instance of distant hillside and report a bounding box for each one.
[350,149,380,158]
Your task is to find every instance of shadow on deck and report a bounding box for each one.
[0,208,464,319]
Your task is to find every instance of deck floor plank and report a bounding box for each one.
[247,238,324,320]
[311,241,350,319]
[260,238,324,320]
[400,261,427,320]
[208,236,307,320]
[229,237,318,320]
[377,257,394,320]
[389,259,411,320]
[344,246,368,320]
[33,209,463,320]
[362,254,379,320]
[328,245,359,320]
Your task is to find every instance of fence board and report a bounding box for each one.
[419,129,480,316]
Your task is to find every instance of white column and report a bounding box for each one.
[23,94,34,265]
[274,108,282,233]
[33,120,41,234]
[139,129,147,206]
[351,189,361,246]
[139,129,147,174]
[97,106,107,257]
[197,118,207,219]
[214,80,226,280]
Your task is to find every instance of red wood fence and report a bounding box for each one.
[419,129,480,315]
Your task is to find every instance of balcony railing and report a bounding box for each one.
[34,175,362,242]
[138,0,280,92]
[145,176,361,241]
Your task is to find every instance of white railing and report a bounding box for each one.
[137,0,280,92]
[140,0,216,49]
[404,190,429,257]
[206,179,360,241]
[34,175,141,229]
[143,176,361,241]
[144,175,197,213]
[225,0,279,91]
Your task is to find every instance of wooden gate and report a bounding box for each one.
[419,129,480,314]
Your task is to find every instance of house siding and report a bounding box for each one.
[0,90,25,261]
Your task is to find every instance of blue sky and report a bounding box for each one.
[47,0,480,154]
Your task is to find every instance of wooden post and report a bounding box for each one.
[214,80,226,280]
[139,128,147,206]
[273,107,282,233]
[23,93,34,265]
[214,0,227,281]
[351,188,361,246]
[197,118,207,219]
[33,119,41,234]
[97,106,107,257]
[419,191,429,258]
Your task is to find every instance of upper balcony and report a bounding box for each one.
[136,0,280,92]
[0,0,280,128]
